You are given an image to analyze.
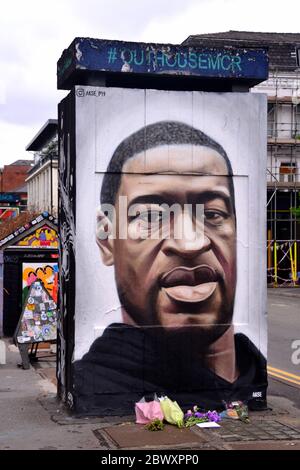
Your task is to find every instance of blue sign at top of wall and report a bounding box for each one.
[57,38,269,84]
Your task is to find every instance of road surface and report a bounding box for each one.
[268,289,300,408]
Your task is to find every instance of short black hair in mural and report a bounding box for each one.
[100,120,235,212]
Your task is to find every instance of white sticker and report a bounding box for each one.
[17,336,31,344]
[196,422,221,428]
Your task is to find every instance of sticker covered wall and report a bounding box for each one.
[59,86,267,416]
[16,280,57,345]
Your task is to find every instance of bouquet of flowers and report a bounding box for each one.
[184,406,221,428]
[135,394,164,424]
[159,396,184,428]
[221,401,250,423]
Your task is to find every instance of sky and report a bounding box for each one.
[1,0,300,166]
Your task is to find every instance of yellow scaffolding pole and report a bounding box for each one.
[268,230,272,271]
[289,245,295,283]
[274,242,278,286]
[295,241,298,282]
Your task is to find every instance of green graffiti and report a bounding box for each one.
[58,56,72,77]
[188,53,198,69]
[198,54,209,70]
[232,55,242,71]
[118,48,243,74]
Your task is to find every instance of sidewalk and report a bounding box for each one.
[1,338,300,450]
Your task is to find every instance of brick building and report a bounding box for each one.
[0,160,33,217]
[0,160,33,193]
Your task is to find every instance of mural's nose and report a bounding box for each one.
[162,208,211,258]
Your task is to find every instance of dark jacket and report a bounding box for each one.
[73,323,267,416]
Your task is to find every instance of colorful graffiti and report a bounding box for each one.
[22,262,58,304]
[17,225,58,248]
[0,212,57,248]
[0,207,19,222]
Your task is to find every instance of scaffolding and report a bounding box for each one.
[261,67,300,286]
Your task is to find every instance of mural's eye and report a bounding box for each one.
[204,210,228,226]
[138,210,164,225]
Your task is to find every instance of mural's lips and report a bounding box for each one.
[160,265,219,303]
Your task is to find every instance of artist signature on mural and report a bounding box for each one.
[76,88,106,98]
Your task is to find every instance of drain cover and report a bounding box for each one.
[95,423,207,449]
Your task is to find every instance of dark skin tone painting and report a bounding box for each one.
[74,120,267,415]
[98,144,238,383]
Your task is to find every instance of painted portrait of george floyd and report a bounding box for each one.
[70,87,268,416]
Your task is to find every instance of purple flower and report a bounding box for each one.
[194,412,206,419]
[206,411,221,423]
[184,411,193,419]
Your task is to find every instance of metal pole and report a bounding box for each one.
[295,241,298,282]
[268,229,272,271]
[289,244,295,283]
[274,242,278,286]
[50,154,53,214]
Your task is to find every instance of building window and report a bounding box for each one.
[279,162,297,182]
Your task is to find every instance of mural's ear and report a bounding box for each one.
[96,209,114,266]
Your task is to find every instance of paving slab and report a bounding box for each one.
[228,441,300,450]
[36,366,57,386]
[216,419,300,442]
[0,340,101,450]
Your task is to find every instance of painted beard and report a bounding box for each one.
[116,267,235,351]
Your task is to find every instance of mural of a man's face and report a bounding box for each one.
[99,144,237,345]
